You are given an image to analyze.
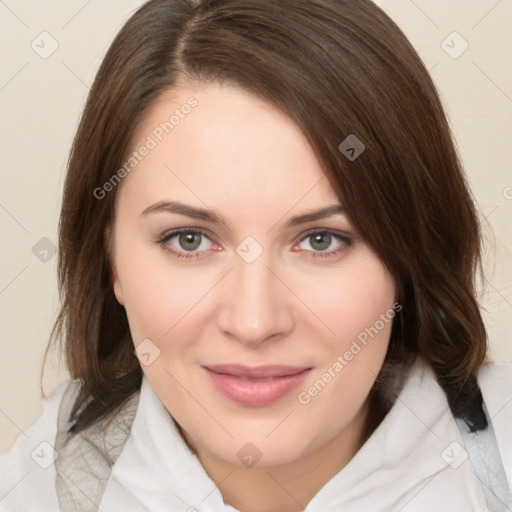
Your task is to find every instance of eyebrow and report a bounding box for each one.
[140,200,345,228]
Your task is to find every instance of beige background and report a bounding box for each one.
[0,0,511,454]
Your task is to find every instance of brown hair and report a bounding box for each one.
[45,0,488,439]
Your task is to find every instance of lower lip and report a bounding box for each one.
[203,367,312,407]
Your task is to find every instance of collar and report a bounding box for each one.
[100,358,488,511]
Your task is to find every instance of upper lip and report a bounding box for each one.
[204,364,311,379]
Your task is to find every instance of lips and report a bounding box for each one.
[203,364,312,407]
[206,364,309,379]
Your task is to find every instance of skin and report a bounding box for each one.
[109,81,397,512]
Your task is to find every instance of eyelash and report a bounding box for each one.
[155,228,354,261]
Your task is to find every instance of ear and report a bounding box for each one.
[105,226,124,306]
[394,279,404,304]
[111,262,125,306]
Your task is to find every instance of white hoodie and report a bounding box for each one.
[1,358,511,512]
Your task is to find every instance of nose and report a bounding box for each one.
[216,256,295,346]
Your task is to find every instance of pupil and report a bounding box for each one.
[311,233,331,251]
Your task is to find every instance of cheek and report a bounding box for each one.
[298,256,396,350]
[294,255,396,417]
[115,241,218,351]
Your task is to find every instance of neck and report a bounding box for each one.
[182,400,370,512]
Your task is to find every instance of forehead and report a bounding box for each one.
[116,81,341,222]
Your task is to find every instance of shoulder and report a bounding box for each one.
[0,379,78,512]
[477,360,512,483]
[478,359,512,384]
[478,360,512,414]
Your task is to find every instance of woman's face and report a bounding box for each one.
[110,81,397,468]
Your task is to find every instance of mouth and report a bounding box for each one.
[202,364,312,407]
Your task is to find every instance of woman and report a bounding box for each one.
[1,0,511,510]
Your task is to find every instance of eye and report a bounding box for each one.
[155,227,353,262]
[293,229,353,259]
[156,228,219,260]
